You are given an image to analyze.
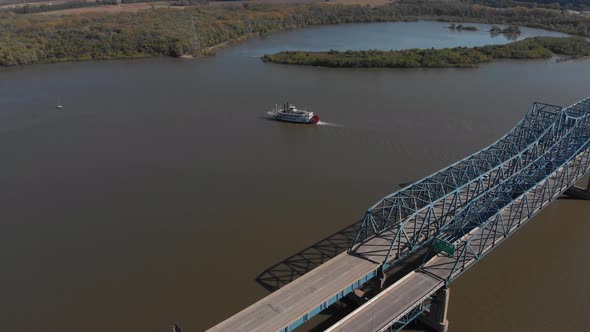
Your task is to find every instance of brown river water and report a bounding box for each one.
[0,21,588,332]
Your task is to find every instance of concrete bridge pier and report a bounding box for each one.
[375,267,387,289]
[419,287,450,332]
[564,176,590,200]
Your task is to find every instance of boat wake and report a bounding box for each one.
[317,121,342,127]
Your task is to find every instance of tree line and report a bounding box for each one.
[1,0,590,67]
[262,37,590,68]
[471,0,590,11]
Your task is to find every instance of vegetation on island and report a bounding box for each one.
[1,0,590,67]
[490,25,522,35]
[449,23,479,31]
[469,0,590,11]
[262,37,590,68]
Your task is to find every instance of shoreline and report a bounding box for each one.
[0,20,579,69]
[261,37,590,69]
[2,2,590,68]
[0,20,566,68]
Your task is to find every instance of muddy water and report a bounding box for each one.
[448,193,590,332]
[0,21,588,332]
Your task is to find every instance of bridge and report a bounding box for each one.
[207,97,590,332]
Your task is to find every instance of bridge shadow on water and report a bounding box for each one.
[251,174,590,330]
[254,216,433,331]
[255,219,363,293]
[252,218,401,331]
[255,183,416,292]
[254,182,432,331]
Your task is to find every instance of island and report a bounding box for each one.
[261,37,590,68]
[490,25,522,35]
[1,0,589,67]
[449,23,479,31]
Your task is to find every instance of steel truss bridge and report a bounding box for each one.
[208,97,590,332]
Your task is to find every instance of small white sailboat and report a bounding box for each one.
[56,97,63,109]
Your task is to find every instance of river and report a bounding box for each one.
[0,21,588,332]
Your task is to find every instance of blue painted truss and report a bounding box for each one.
[421,100,590,284]
[350,98,590,272]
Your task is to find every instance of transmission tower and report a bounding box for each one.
[189,15,200,56]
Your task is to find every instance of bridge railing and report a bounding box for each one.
[423,108,590,284]
[350,101,589,269]
[351,102,563,247]
[343,103,590,332]
[350,102,563,249]
[441,113,589,238]
[441,100,590,240]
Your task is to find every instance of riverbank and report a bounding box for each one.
[1,0,590,67]
[261,37,590,68]
[2,17,590,331]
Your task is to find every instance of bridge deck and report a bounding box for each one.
[422,151,588,281]
[323,149,590,332]
[207,195,474,331]
[206,167,556,332]
[206,251,378,332]
[325,271,443,332]
[209,99,589,332]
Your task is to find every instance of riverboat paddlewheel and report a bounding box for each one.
[310,115,320,124]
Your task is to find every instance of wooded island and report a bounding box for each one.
[1,0,590,67]
[262,37,590,68]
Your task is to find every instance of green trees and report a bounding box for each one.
[262,37,590,68]
[449,23,479,31]
[489,25,522,35]
[1,1,590,67]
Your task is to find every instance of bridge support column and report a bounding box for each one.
[419,287,449,332]
[375,268,386,289]
[564,177,590,200]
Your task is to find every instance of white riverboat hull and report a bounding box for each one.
[268,103,320,124]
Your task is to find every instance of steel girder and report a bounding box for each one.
[440,100,590,240]
[349,102,579,267]
[351,102,562,250]
[419,106,590,284]
[336,97,590,332]
[380,295,434,332]
[377,98,589,332]
[441,111,588,236]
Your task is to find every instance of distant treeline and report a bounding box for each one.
[262,37,590,68]
[8,1,96,14]
[2,0,214,14]
[4,0,172,14]
[469,0,590,11]
[2,1,590,67]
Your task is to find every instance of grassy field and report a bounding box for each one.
[0,0,394,15]
[0,0,89,8]
[37,2,178,15]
